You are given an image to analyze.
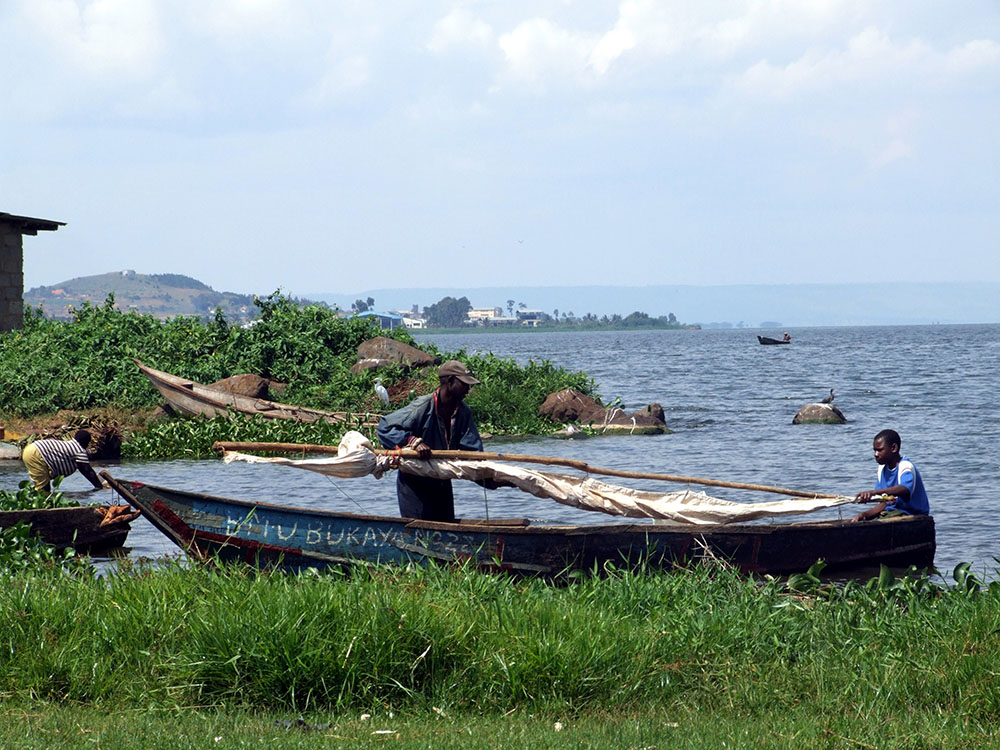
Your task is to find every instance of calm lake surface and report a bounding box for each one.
[2,324,997,578]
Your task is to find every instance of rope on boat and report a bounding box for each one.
[212,441,841,500]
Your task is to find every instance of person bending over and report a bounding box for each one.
[852,429,928,522]
[21,429,106,493]
[377,360,485,522]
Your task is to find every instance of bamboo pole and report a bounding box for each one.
[212,441,841,500]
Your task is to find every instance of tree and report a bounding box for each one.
[506,299,515,317]
[623,311,652,327]
[424,296,472,328]
[367,297,375,310]
[351,299,369,313]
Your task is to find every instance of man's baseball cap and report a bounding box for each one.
[438,360,480,385]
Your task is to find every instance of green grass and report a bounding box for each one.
[1,560,998,724]
[2,702,996,749]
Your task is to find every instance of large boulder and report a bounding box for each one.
[540,390,669,435]
[792,403,846,424]
[209,373,272,399]
[352,337,438,374]
[539,389,607,423]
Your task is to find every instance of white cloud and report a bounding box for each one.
[427,8,493,54]
[589,22,636,75]
[731,27,970,100]
[498,18,596,90]
[944,38,1000,74]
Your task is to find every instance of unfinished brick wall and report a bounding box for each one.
[0,226,23,332]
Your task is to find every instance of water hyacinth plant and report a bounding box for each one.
[0,293,597,449]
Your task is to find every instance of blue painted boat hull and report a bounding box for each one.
[104,475,935,577]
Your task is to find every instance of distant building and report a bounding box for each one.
[468,306,503,322]
[356,310,404,330]
[0,211,65,332]
[468,306,519,327]
[516,308,545,327]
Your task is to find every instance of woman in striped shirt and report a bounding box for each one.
[21,430,106,492]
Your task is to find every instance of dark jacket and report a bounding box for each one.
[376,393,483,452]
[376,392,484,522]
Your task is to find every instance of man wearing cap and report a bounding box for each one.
[377,360,486,521]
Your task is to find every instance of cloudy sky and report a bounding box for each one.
[2,1,998,297]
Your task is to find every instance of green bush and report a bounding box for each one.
[1,293,596,439]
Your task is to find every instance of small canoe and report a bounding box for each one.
[757,336,790,345]
[0,504,140,555]
[134,360,379,427]
[103,474,935,577]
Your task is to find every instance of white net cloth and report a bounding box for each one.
[222,431,854,525]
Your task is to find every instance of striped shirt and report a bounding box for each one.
[31,438,90,478]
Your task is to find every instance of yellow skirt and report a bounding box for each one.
[21,442,53,492]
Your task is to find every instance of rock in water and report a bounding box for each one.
[792,403,846,425]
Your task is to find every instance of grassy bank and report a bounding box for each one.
[1,560,998,747]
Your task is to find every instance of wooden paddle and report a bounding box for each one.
[212,441,843,500]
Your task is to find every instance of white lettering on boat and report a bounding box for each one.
[222,516,495,558]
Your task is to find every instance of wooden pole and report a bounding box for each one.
[212,441,841,500]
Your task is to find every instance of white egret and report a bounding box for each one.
[374,377,390,407]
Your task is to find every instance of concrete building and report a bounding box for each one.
[468,306,503,322]
[0,212,64,332]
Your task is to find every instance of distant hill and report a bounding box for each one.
[25,271,258,321]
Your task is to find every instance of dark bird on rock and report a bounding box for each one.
[820,388,835,404]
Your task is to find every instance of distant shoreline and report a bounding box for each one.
[412,324,696,336]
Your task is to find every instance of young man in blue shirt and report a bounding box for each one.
[852,429,929,522]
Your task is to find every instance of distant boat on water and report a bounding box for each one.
[757,335,791,345]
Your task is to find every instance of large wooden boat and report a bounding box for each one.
[134,360,379,426]
[0,504,140,555]
[103,473,935,577]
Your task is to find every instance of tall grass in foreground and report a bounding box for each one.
[1,560,999,727]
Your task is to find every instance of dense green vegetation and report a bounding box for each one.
[0,485,92,575]
[0,481,79,511]
[0,294,597,451]
[0,560,998,747]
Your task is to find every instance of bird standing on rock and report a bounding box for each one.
[374,377,390,408]
[821,388,835,404]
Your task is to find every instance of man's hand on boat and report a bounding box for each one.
[850,492,891,522]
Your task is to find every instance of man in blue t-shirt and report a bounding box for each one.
[852,429,929,522]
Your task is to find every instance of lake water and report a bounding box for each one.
[1,324,996,579]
